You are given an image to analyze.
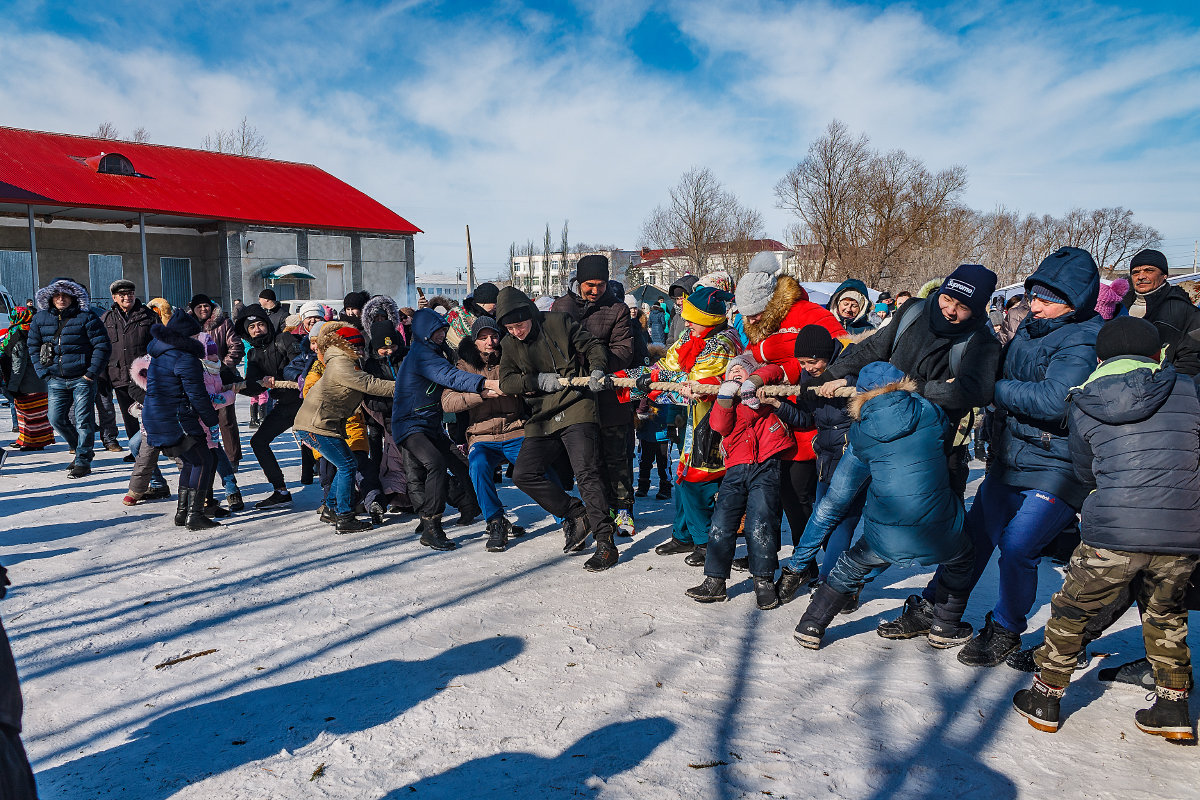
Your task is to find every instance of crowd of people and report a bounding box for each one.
[3,244,1200,794]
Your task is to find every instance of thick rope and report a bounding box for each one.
[561,376,857,398]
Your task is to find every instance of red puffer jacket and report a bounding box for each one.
[709,393,796,467]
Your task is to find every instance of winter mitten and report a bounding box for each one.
[740,376,764,409]
[537,372,562,393]
[717,380,741,407]
[588,369,607,392]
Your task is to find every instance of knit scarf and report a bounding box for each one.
[0,307,33,357]
[676,326,714,373]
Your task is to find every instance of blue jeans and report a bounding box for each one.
[705,460,782,579]
[129,429,168,490]
[45,376,97,464]
[214,445,238,496]
[298,432,357,515]
[468,438,525,522]
[1,389,17,429]
[672,479,718,546]
[828,537,975,600]
[923,475,1076,634]
[786,444,870,575]
[786,477,866,578]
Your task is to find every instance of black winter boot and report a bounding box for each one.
[504,518,525,538]
[369,501,385,525]
[254,489,292,509]
[654,537,692,556]
[174,488,191,527]
[485,516,508,552]
[684,544,707,567]
[318,504,337,525]
[335,513,373,534]
[839,585,863,615]
[204,490,230,518]
[794,583,852,649]
[958,611,1021,667]
[927,583,973,649]
[776,562,818,604]
[563,511,591,553]
[1135,686,1196,742]
[686,576,727,602]
[1012,676,1065,733]
[1098,657,1154,689]
[753,577,780,610]
[877,594,934,640]
[455,503,481,527]
[419,515,457,551]
[584,527,619,572]
[731,556,750,572]
[227,491,244,512]
[186,488,220,531]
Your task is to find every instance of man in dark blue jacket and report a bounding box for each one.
[1013,316,1200,740]
[392,309,496,551]
[904,247,1103,668]
[27,277,111,478]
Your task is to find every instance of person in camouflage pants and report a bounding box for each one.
[1036,545,1196,691]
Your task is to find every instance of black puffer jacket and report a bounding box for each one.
[234,306,301,402]
[1069,357,1200,554]
[551,288,634,426]
[1120,283,1200,376]
[27,278,111,381]
[103,300,157,387]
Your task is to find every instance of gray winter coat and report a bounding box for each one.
[1069,357,1200,555]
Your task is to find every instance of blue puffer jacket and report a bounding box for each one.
[142,312,219,448]
[27,278,111,381]
[1069,358,1200,555]
[648,304,667,345]
[991,247,1102,509]
[391,309,486,444]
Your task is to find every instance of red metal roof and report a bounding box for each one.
[0,126,421,235]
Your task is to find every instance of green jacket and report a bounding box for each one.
[496,287,607,437]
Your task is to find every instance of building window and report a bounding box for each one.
[160,257,192,310]
[0,250,35,305]
[88,254,124,310]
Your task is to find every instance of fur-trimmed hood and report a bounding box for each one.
[147,320,205,360]
[234,304,277,341]
[130,353,152,391]
[428,295,458,314]
[362,294,400,344]
[315,322,360,362]
[744,276,809,344]
[457,334,501,371]
[36,278,90,312]
[849,377,919,420]
[198,306,228,334]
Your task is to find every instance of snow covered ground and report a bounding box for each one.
[4,399,1200,799]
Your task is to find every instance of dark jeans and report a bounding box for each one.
[175,439,211,491]
[514,423,612,536]
[705,460,783,579]
[249,397,301,490]
[362,419,386,508]
[401,430,477,518]
[298,431,358,515]
[828,537,974,601]
[45,375,97,464]
[780,458,818,548]
[948,444,970,499]
[599,423,634,511]
[95,375,120,443]
[637,439,670,491]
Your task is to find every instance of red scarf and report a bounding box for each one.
[676,326,714,373]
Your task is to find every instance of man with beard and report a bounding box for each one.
[235,305,303,509]
[496,286,618,572]
[552,256,637,536]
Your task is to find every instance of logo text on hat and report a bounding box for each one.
[945,279,975,297]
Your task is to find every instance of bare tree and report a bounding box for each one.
[542,223,553,297]
[642,167,763,282]
[202,117,269,157]
[524,240,538,295]
[508,242,518,287]
[130,127,151,143]
[92,121,121,140]
[1058,207,1161,276]
[558,220,570,295]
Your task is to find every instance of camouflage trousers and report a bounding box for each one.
[1036,544,1197,690]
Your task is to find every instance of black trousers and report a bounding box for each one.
[638,440,671,490]
[780,459,819,548]
[514,423,612,536]
[401,430,477,517]
[599,423,635,511]
[249,397,301,490]
[95,376,120,442]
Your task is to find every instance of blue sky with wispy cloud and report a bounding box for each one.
[3,0,1199,277]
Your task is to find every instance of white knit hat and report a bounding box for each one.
[734,253,780,316]
[298,301,324,320]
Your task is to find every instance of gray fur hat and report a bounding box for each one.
[734,252,780,317]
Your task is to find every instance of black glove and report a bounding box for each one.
[635,373,653,392]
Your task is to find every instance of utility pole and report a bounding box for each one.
[465,225,476,291]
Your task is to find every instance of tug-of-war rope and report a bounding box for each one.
[561,376,858,398]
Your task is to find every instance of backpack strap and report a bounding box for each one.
[887,299,924,360]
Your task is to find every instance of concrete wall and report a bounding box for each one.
[362,236,414,307]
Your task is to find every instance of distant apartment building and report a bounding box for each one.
[510,248,640,296]
[415,273,469,303]
[635,239,795,287]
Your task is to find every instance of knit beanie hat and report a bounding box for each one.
[697,271,733,295]
[1095,279,1129,320]
[855,361,906,392]
[939,264,997,319]
[734,252,780,317]
[370,320,399,348]
[471,316,500,337]
[342,291,369,311]
[188,293,214,309]
[259,288,277,302]
[793,325,836,361]
[284,313,300,331]
[1027,282,1071,306]
[1096,316,1160,361]
[309,320,328,341]
[473,282,500,305]
[334,326,365,348]
[724,352,759,378]
[109,279,136,295]
[1130,248,1169,275]
[681,287,733,327]
[625,294,638,309]
[577,255,610,284]
[298,301,325,320]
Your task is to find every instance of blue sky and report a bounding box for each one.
[3,0,1199,277]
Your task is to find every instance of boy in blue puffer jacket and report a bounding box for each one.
[793,361,975,650]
